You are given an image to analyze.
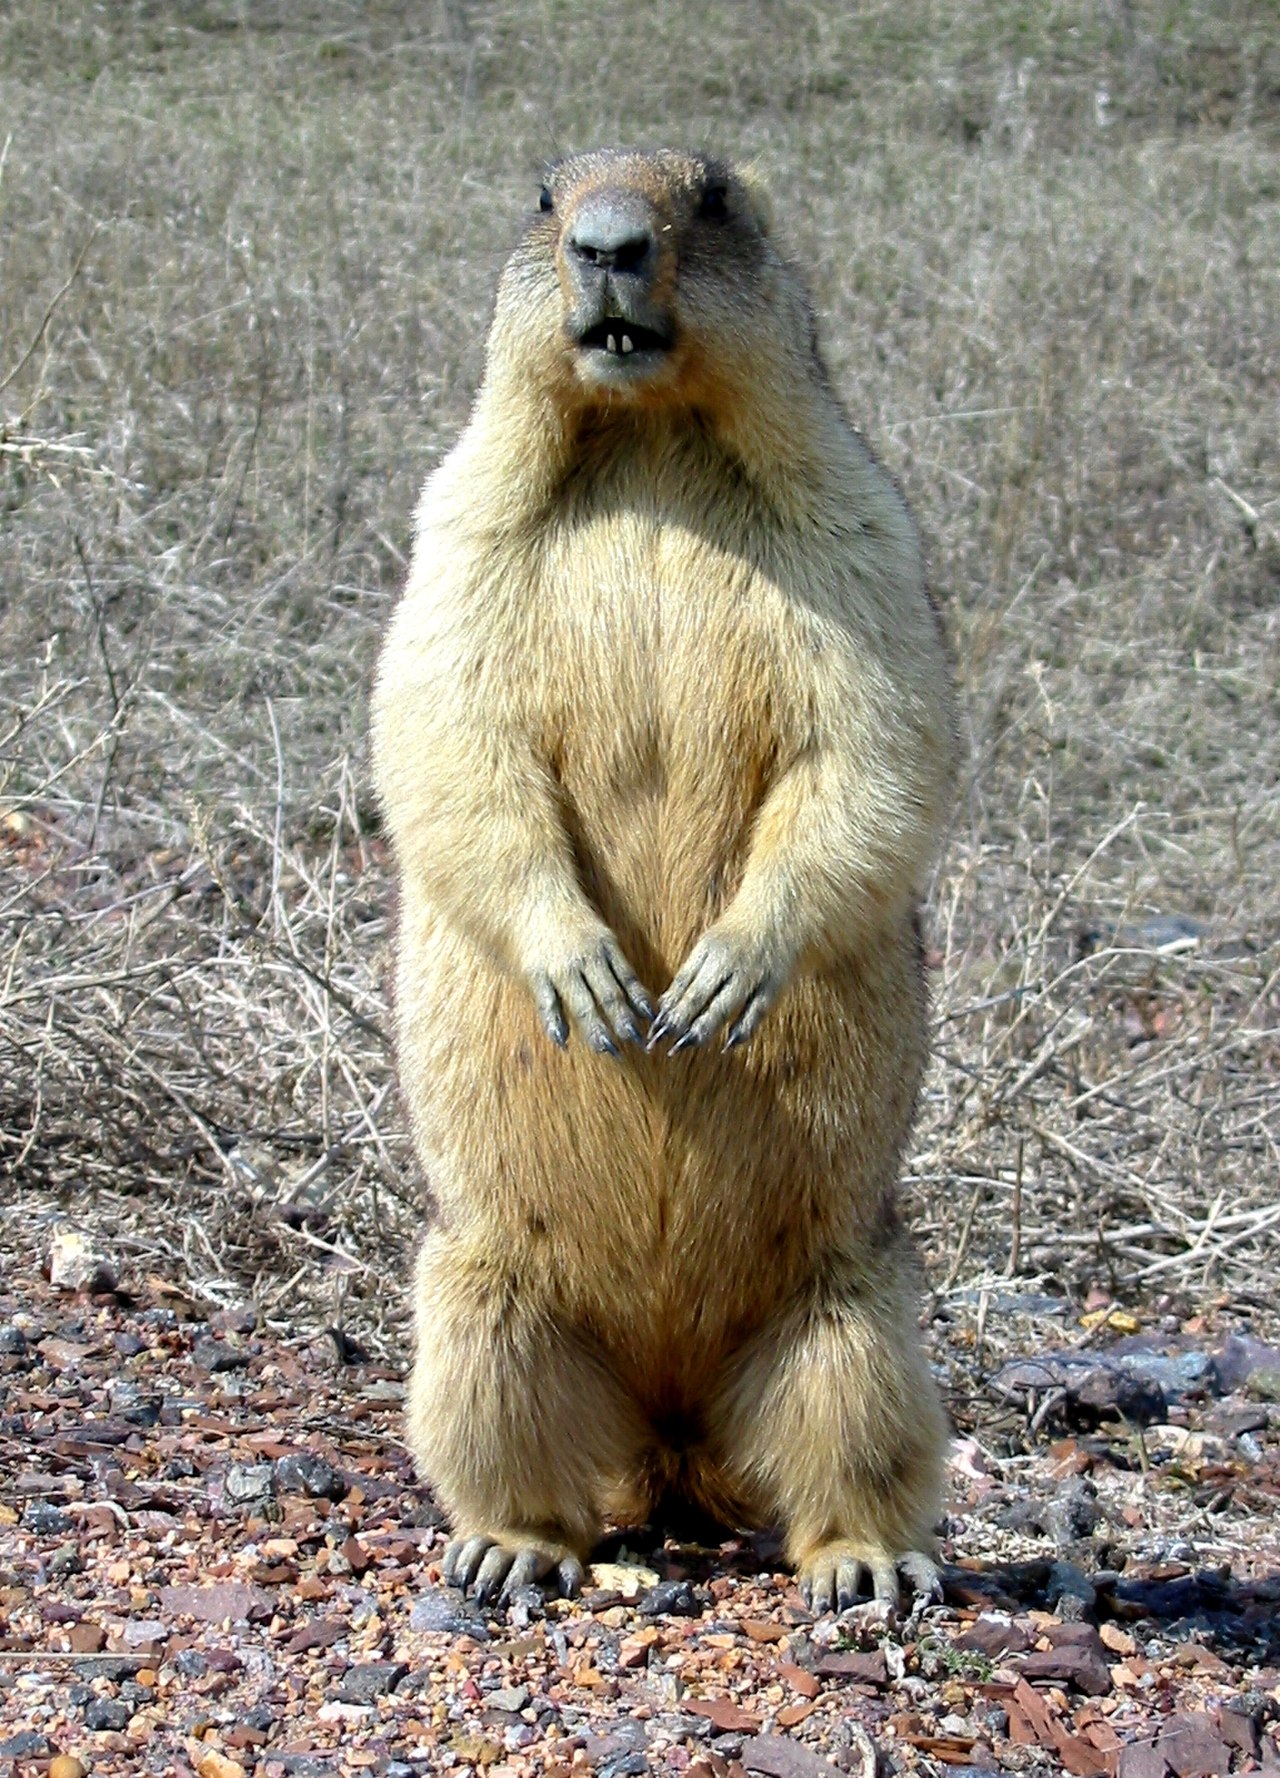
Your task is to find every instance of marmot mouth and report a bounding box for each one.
[576,319,673,358]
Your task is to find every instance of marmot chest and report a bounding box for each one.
[533,510,797,798]
[528,509,804,955]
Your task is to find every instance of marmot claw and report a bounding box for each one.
[650,927,781,1053]
[799,1547,942,1616]
[443,1535,585,1606]
[529,931,651,1053]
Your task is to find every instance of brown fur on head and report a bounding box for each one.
[490,147,810,421]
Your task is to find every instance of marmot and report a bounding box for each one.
[372,147,955,1614]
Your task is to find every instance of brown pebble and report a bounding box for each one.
[50,1759,89,1778]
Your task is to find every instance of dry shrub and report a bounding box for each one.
[1,1,1277,1352]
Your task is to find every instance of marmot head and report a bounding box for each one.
[491,147,808,416]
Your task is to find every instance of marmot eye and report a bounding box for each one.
[539,185,554,214]
[698,184,729,222]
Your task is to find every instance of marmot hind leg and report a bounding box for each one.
[408,1233,646,1605]
[709,1238,947,1614]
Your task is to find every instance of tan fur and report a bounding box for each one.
[372,148,955,1599]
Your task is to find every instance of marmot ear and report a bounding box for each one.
[735,163,774,235]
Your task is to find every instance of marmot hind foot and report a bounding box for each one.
[442,1533,586,1607]
[797,1541,942,1615]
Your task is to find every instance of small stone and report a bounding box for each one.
[68,1622,107,1653]
[332,1660,409,1703]
[409,1585,489,1637]
[223,1463,276,1506]
[812,1647,889,1686]
[192,1335,249,1372]
[590,1560,661,1599]
[1246,1366,1280,1403]
[485,1683,530,1712]
[1043,1476,1101,1546]
[22,1499,70,1535]
[50,1757,89,1778]
[174,1648,208,1677]
[159,1581,272,1622]
[49,1228,118,1293]
[637,1578,700,1617]
[0,1324,28,1355]
[587,1720,648,1758]
[196,1753,248,1778]
[1046,1560,1097,1618]
[742,1732,846,1775]
[1118,1738,1167,1778]
[598,1756,648,1778]
[85,1698,133,1731]
[955,1614,1035,1658]
[273,1451,343,1498]
[0,1733,50,1759]
[505,1583,545,1626]
[1019,1624,1111,1696]
[109,1379,161,1426]
[1157,1712,1230,1778]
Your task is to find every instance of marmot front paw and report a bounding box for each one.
[650,923,787,1053]
[526,926,651,1053]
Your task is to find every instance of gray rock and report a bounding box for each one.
[586,1719,648,1760]
[224,1462,276,1506]
[332,1660,409,1703]
[274,1451,343,1498]
[1113,1350,1216,1398]
[1215,1335,1280,1392]
[485,1683,530,1712]
[993,1353,1165,1425]
[637,1579,699,1617]
[1046,1562,1097,1620]
[85,1697,133,1730]
[22,1499,69,1535]
[1043,1476,1101,1546]
[50,1541,84,1576]
[648,1712,714,1741]
[0,1325,29,1355]
[0,1733,50,1758]
[192,1335,249,1372]
[505,1583,545,1626]
[1247,1366,1280,1403]
[409,1584,489,1637]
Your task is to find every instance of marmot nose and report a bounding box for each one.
[568,194,655,276]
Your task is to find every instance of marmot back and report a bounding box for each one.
[372,147,956,1614]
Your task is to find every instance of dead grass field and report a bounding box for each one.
[1,1,1277,1358]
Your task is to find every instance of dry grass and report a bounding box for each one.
[2,0,1277,1357]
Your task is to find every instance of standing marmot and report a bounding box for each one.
[372,147,955,1613]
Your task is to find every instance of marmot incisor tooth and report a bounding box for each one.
[372,147,955,1613]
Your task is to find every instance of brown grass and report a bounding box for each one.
[2,1,1277,1356]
